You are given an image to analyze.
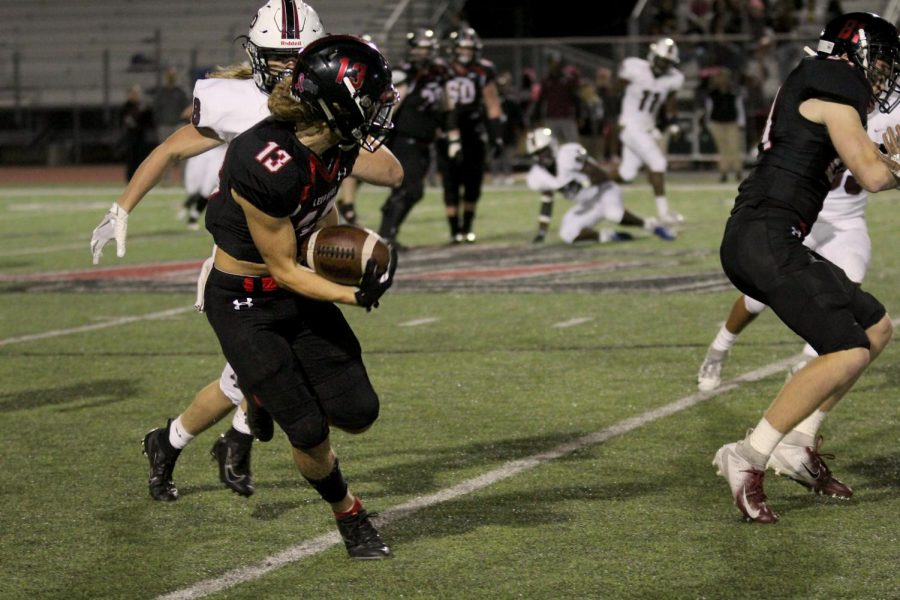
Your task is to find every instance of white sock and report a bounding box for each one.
[168,416,195,450]
[790,409,827,443]
[711,325,738,352]
[655,196,669,215]
[231,405,251,435]
[747,418,784,458]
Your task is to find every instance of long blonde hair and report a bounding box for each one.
[267,78,319,123]
[206,63,253,80]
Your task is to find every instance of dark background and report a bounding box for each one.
[461,0,639,38]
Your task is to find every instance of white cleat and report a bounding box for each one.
[697,347,728,391]
[766,437,853,499]
[659,210,685,225]
[713,442,778,523]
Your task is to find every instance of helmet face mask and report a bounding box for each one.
[648,38,679,76]
[817,12,900,112]
[406,28,438,67]
[244,0,325,93]
[291,35,398,152]
[449,27,482,64]
[526,127,559,168]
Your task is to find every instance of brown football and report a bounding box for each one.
[299,225,390,285]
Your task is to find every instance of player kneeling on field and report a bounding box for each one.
[524,127,676,244]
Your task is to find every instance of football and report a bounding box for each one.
[299,225,390,285]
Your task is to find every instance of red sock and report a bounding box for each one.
[334,496,363,519]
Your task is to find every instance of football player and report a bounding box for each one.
[525,127,675,244]
[698,100,900,392]
[376,27,451,248]
[180,144,227,230]
[88,1,394,504]
[440,26,504,243]
[615,37,685,225]
[711,12,899,524]
[204,34,399,559]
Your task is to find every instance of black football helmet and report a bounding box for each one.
[290,35,398,151]
[817,12,900,112]
[406,28,439,67]
[449,26,482,64]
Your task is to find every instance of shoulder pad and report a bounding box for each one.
[799,58,870,116]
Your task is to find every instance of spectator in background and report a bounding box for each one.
[743,34,780,157]
[533,58,581,143]
[120,84,155,182]
[153,67,189,186]
[703,67,745,182]
[593,67,620,163]
[493,70,525,184]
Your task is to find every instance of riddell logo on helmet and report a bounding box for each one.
[280,40,302,46]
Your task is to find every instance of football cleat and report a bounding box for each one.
[336,505,392,560]
[767,436,852,499]
[697,346,728,391]
[210,428,255,497]
[652,225,676,241]
[464,232,476,243]
[713,442,778,523]
[532,231,546,244]
[142,421,182,502]
[451,233,464,245]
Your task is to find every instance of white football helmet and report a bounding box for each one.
[245,0,326,93]
[525,127,558,154]
[648,37,679,76]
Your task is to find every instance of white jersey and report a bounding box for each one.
[184,143,227,198]
[818,108,895,222]
[191,77,269,143]
[190,76,271,404]
[617,57,684,131]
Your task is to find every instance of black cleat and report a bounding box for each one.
[142,421,181,502]
[336,507,392,560]
[210,428,255,497]
[246,399,274,442]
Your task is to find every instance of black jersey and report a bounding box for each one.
[446,58,497,138]
[736,56,870,225]
[391,58,449,142]
[206,117,358,263]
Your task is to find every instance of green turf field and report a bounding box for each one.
[1,174,898,599]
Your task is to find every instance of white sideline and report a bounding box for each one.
[0,306,194,347]
[156,352,806,600]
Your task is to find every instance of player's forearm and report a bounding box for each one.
[115,145,176,212]
[267,260,358,304]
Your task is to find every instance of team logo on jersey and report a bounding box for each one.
[233,298,254,310]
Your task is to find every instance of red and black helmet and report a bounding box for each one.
[817,12,900,112]
[290,34,398,151]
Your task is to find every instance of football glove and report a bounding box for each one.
[447,135,462,163]
[90,202,129,264]
[354,245,398,311]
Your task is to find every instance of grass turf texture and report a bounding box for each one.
[1,174,898,599]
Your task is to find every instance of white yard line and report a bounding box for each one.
[155,351,814,600]
[0,306,195,347]
[398,317,440,327]
[0,242,88,257]
[552,317,594,328]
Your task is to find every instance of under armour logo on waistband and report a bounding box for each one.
[233,298,254,310]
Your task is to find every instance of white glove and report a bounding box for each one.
[447,136,462,161]
[90,202,129,264]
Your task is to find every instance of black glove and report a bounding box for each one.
[354,245,399,311]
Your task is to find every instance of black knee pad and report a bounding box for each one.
[316,363,380,432]
[259,383,330,450]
